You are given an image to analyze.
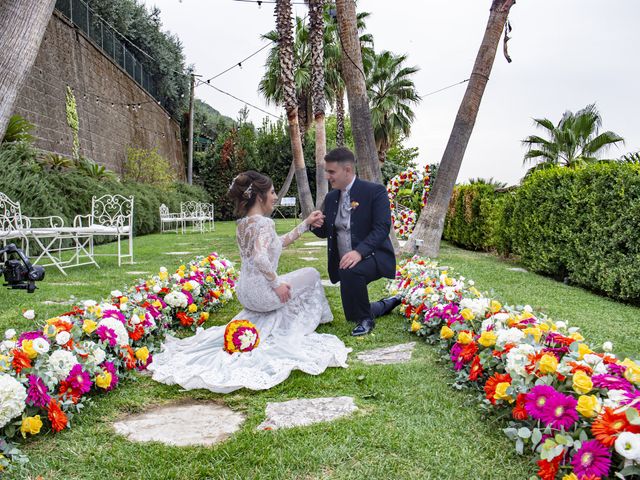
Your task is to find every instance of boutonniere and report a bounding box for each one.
[350,201,360,211]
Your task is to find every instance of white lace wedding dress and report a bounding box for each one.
[149,214,351,393]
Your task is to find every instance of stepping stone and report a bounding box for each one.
[257,397,357,430]
[49,282,86,286]
[163,251,192,256]
[300,257,319,261]
[356,342,416,365]
[508,267,528,273]
[321,279,339,287]
[113,401,245,446]
[127,271,150,275]
[304,241,326,247]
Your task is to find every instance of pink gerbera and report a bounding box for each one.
[540,392,578,430]
[592,374,634,392]
[525,385,558,421]
[571,440,611,478]
[26,374,51,407]
[101,361,119,391]
[96,325,117,347]
[66,364,93,395]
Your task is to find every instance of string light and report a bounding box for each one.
[196,79,280,119]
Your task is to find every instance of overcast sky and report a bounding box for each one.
[143,0,640,186]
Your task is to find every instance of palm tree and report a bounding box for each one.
[403,0,516,257]
[0,0,56,139]
[275,0,314,217]
[368,51,420,163]
[522,104,624,172]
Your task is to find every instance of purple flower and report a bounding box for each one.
[571,440,611,478]
[442,303,459,317]
[96,325,117,347]
[607,363,627,376]
[66,364,92,395]
[592,374,634,392]
[621,388,640,406]
[26,375,51,407]
[449,343,465,371]
[525,385,559,421]
[181,290,194,304]
[17,330,47,346]
[102,309,126,324]
[540,392,578,430]
[101,361,118,391]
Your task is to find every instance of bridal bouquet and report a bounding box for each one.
[223,320,260,354]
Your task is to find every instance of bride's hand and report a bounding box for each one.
[305,210,325,228]
[274,282,291,303]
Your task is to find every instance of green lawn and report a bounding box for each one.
[2,221,638,479]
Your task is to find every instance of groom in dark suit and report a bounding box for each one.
[311,147,400,336]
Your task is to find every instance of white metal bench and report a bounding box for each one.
[159,204,181,233]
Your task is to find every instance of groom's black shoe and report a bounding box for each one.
[351,318,375,336]
[370,295,402,319]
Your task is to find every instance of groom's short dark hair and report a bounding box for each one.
[325,147,355,164]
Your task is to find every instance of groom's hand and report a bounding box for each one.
[306,210,325,228]
[339,250,362,269]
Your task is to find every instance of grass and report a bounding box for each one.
[2,222,639,479]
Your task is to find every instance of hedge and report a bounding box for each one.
[443,162,640,303]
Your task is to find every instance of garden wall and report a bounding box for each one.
[11,11,184,178]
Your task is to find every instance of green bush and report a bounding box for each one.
[0,142,208,241]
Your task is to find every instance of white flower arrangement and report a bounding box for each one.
[165,291,189,309]
[48,349,79,380]
[97,317,129,346]
[0,374,27,428]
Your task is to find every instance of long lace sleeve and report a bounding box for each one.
[253,220,281,288]
[280,221,308,248]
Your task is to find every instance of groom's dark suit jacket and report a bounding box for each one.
[312,177,396,284]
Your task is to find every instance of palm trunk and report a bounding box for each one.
[276,0,315,218]
[402,0,516,257]
[336,87,345,147]
[277,159,296,202]
[0,0,56,139]
[309,0,328,208]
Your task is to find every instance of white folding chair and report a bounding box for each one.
[159,204,180,233]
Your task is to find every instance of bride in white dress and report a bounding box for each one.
[149,171,351,393]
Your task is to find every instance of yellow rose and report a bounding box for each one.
[200,312,210,322]
[523,327,542,343]
[572,370,593,394]
[490,300,502,314]
[21,340,38,359]
[190,265,198,272]
[179,265,186,271]
[444,277,454,286]
[622,359,640,384]
[570,332,585,342]
[205,276,213,283]
[152,300,163,309]
[576,395,600,418]
[478,331,497,348]
[188,304,198,313]
[494,382,514,403]
[440,326,454,340]
[424,287,434,294]
[539,323,550,332]
[183,282,193,291]
[159,271,168,281]
[82,319,98,334]
[539,354,558,374]
[411,321,422,333]
[135,346,150,363]
[460,308,474,321]
[562,474,579,480]
[20,415,43,437]
[469,287,481,298]
[520,311,534,320]
[95,371,113,389]
[119,296,128,304]
[457,331,473,345]
[578,343,592,360]
[177,271,185,278]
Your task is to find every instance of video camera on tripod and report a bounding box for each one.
[0,244,45,293]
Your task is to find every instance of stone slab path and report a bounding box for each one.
[113,401,245,446]
[163,251,192,256]
[304,241,326,247]
[257,397,357,430]
[508,267,528,273]
[356,342,416,365]
[300,257,319,261]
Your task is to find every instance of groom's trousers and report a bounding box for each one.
[338,255,383,323]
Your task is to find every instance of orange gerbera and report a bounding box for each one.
[484,372,512,405]
[121,345,136,370]
[128,324,144,341]
[58,380,81,404]
[47,399,68,432]
[567,361,593,376]
[177,311,193,327]
[537,455,561,480]
[459,342,478,364]
[512,393,529,421]
[11,348,32,373]
[469,355,483,382]
[591,407,640,447]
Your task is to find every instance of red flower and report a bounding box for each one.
[536,455,561,480]
[468,355,483,381]
[11,348,32,373]
[47,399,68,432]
[484,372,512,405]
[459,342,478,364]
[177,312,193,327]
[121,345,136,370]
[58,380,81,404]
[128,324,144,341]
[512,393,529,421]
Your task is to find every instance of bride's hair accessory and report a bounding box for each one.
[229,175,254,199]
[223,319,260,353]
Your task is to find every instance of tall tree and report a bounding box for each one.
[308,0,329,208]
[0,0,56,140]
[522,103,624,173]
[334,0,381,183]
[403,0,516,257]
[368,51,420,163]
[276,0,314,217]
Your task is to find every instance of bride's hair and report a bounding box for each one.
[227,170,273,218]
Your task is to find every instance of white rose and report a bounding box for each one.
[494,312,511,322]
[523,305,533,313]
[159,267,167,273]
[130,314,142,325]
[506,344,536,378]
[22,310,35,320]
[172,274,182,282]
[468,280,475,286]
[444,289,456,301]
[615,432,640,461]
[83,300,97,308]
[555,321,566,330]
[430,294,440,303]
[4,329,16,340]
[584,353,603,366]
[224,289,233,300]
[0,340,16,352]
[111,290,123,297]
[152,285,161,294]
[496,328,525,347]
[603,389,627,409]
[32,337,50,355]
[55,331,71,345]
[602,341,613,352]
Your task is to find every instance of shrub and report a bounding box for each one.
[123,147,174,188]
